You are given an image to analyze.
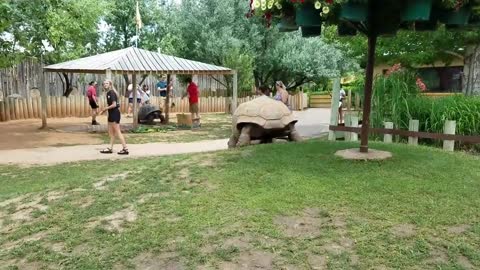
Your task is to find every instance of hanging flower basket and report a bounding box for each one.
[301,26,322,37]
[402,0,433,21]
[340,1,368,22]
[296,3,324,26]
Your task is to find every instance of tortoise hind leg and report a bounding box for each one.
[237,125,252,147]
[288,124,302,142]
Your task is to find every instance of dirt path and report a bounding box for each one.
[0,139,229,166]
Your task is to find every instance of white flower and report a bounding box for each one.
[276,3,282,9]
[254,0,261,8]
[322,6,330,14]
[315,1,322,9]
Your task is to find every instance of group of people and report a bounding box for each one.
[86,77,201,155]
[126,84,151,118]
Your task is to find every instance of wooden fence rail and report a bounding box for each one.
[0,93,307,122]
[330,120,480,152]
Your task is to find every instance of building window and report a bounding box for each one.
[417,66,463,93]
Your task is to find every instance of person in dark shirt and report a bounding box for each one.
[99,80,128,155]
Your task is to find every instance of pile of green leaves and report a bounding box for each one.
[131,125,177,134]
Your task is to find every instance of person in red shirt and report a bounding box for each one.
[183,77,200,121]
[87,81,100,125]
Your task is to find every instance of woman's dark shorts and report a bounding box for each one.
[128,98,142,104]
[89,100,99,109]
[108,108,121,124]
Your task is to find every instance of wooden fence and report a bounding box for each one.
[330,118,480,151]
[0,93,307,122]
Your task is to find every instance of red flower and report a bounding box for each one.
[385,63,402,76]
[416,77,427,92]
[326,0,333,4]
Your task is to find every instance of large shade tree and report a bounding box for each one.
[0,0,109,96]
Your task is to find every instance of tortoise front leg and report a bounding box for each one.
[237,125,252,147]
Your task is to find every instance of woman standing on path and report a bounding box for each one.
[99,80,129,155]
[274,81,290,109]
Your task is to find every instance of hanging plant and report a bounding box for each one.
[247,0,345,26]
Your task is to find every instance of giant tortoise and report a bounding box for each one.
[138,104,165,125]
[228,96,302,148]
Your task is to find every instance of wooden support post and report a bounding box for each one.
[355,93,360,110]
[443,120,456,151]
[4,97,10,121]
[384,122,393,143]
[40,70,48,128]
[22,98,28,119]
[0,101,4,122]
[408,119,419,146]
[165,74,171,123]
[232,71,238,114]
[350,115,359,142]
[328,78,341,141]
[132,73,138,128]
[347,89,352,112]
[344,113,352,141]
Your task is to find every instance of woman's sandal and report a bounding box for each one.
[100,148,113,154]
[117,148,129,155]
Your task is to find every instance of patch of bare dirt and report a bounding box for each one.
[178,168,190,179]
[72,243,90,256]
[73,195,95,209]
[219,250,276,270]
[457,255,475,270]
[0,117,105,150]
[390,224,416,238]
[132,252,185,270]
[46,191,67,202]
[50,242,67,254]
[10,196,48,222]
[425,247,449,265]
[201,235,252,255]
[93,172,130,190]
[137,192,169,204]
[1,231,48,251]
[307,254,327,270]
[0,194,30,208]
[274,208,327,238]
[86,206,137,232]
[275,209,360,267]
[0,258,47,270]
[447,224,471,235]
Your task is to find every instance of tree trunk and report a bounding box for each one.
[61,72,74,97]
[464,45,480,96]
[360,34,377,153]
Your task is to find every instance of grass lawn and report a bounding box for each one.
[101,114,232,144]
[0,141,479,269]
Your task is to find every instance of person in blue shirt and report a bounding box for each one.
[157,77,167,97]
